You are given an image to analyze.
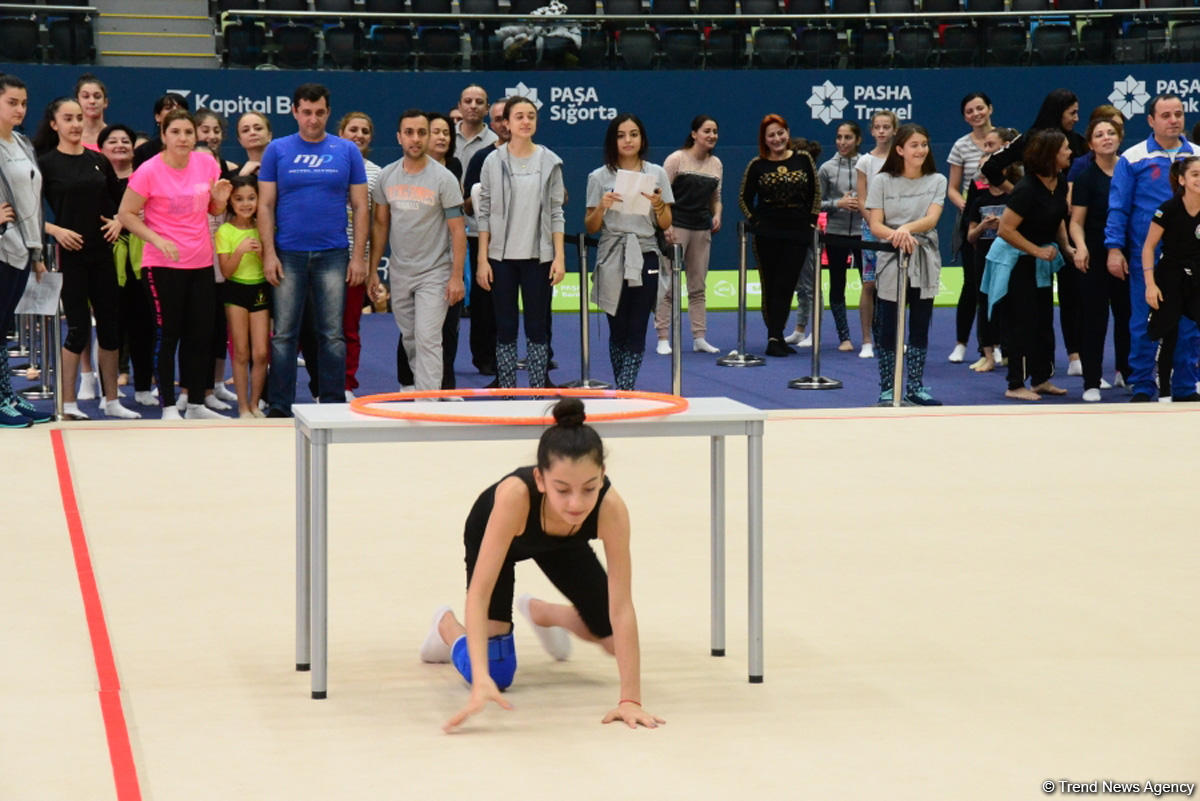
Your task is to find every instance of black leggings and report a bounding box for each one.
[60,250,120,354]
[754,234,803,340]
[1057,259,1082,356]
[876,288,933,350]
[468,237,497,371]
[119,268,156,391]
[607,252,659,353]
[1005,257,1055,389]
[1079,250,1132,390]
[465,536,612,639]
[825,241,861,307]
[491,258,551,345]
[144,266,215,405]
[956,239,978,345]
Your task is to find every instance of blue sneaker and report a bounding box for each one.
[0,399,32,429]
[9,395,52,424]
[905,386,943,406]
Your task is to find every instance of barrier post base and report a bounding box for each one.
[716,351,766,368]
[20,388,54,400]
[788,376,843,390]
[560,378,611,389]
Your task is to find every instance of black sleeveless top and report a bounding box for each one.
[464,466,612,560]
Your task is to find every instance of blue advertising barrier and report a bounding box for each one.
[4,62,1196,269]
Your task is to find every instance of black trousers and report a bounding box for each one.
[825,240,861,307]
[753,234,802,341]
[1056,259,1082,356]
[607,252,659,353]
[956,239,978,344]
[119,270,157,391]
[1079,254,1132,390]
[467,237,496,372]
[144,266,215,405]
[877,288,933,350]
[1005,257,1055,390]
[60,250,120,354]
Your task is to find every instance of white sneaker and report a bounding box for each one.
[204,394,231,412]
[859,343,875,359]
[1082,388,1101,402]
[795,333,813,348]
[516,593,571,661]
[103,400,141,419]
[692,337,719,354]
[418,605,454,663]
[993,346,1003,364]
[161,406,181,420]
[1067,359,1082,376]
[1113,372,1127,389]
[213,382,237,402]
[784,330,805,345]
[134,390,157,407]
[655,339,671,355]
[176,392,188,413]
[1099,377,1112,390]
[345,389,356,402]
[76,372,99,400]
[400,384,416,392]
[186,403,225,419]
[948,343,967,363]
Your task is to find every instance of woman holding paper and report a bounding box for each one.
[476,96,566,390]
[738,113,820,357]
[584,113,673,390]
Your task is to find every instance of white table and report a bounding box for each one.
[293,396,767,698]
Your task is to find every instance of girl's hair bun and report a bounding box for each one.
[551,397,586,429]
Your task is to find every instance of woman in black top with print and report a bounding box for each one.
[34,98,139,420]
[421,398,663,733]
[1143,156,1200,341]
[996,129,1076,401]
[739,113,820,357]
[1068,117,1132,401]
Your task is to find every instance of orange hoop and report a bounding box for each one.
[348,388,689,425]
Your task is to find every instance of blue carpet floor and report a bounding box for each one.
[12,306,1138,420]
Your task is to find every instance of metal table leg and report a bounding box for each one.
[295,425,311,672]
[310,429,329,699]
[710,435,726,657]
[747,424,764,683]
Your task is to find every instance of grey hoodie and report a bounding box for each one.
[476,143,565,263]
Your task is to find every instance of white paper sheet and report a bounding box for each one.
[14,272,63,316]
[612,169,657,216]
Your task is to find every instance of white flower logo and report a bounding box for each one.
[1109,75,1149,118]
[807,81,849,125]
[504,81,543,110]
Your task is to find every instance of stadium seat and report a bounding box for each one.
[740,0,781,15]
[752,26,793,65]
[1030,22,1074,64]
[985,22,1026,64]
[368,23,415,68]
[893,24,935,66]
[705,26,744,67]
[1115,21,1167,63]
[322,23,362,68]
[798,26,840,66]
[0,16,40,62]
[616,27,658,67]
[661,26,702,66]
[418,25,461,68]
[1077,19,1111,62]
[1172,19,1200,60]
[273,23,318,67]
[940,23,979,64]
[856,25,890,66]
[47,17,95,64]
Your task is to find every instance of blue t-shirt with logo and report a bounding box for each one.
[259,132,367,251]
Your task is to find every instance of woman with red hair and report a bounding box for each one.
[738,114,820,357]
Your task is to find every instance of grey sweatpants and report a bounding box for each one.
[390,269,450,391]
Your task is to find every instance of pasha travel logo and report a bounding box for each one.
[504,81,617,125]
[165,88,292,116]
[1109,76,1150,117]
[807,81,913,125]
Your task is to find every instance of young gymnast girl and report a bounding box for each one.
[214,175,269,418]
[1143,156,1200,342]
[421,396,664,733]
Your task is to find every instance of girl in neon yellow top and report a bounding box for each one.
[215,175,268,417]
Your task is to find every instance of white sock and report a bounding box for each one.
[134,390,157,407]
[186,403,224,419]
[204,394,232,411]
[419,605,454,663]
[104,399,141,419]
[517,594,571,661]
[62,401,89,419]
[213,383,237,402]
[77,372,98,399]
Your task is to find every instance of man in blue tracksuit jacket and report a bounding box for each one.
[1105,93,1200,401]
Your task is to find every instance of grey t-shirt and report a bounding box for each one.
[866,171,947,298]
[586,163,674,252]
[504,149,543,260]
[372,157,464,278]
[0,135,42,265]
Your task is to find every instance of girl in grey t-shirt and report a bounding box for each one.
[865,123,947,406]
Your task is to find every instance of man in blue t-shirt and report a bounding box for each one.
[258,82,368,417]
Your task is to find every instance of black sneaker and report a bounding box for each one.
[475,363,497,376]
[11,395,52,424]
[765,338,792,357]
[266,408,292,418]
[1171,392,1200,402]
[1129,393,1153,403]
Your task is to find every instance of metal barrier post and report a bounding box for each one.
[891,252,910,408]
[671,242,683,396]
[6,313,30,359]
[21,312,54,400]
[562,232,609,389]
[717,221,765,368]
[789,229,842,390]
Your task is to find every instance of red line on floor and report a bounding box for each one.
[50,429,142,801]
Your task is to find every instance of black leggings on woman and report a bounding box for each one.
[60,250,120,354]
[1079,251,1131,390]
[825,241,861,307]
[144,266,215,406]
[608,252,659,354]
[754,234,804,341]
[876,288,933,350]
[491,258,551,345]
[1004,257,1055,390]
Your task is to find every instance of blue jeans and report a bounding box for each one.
[268,249,347,414]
